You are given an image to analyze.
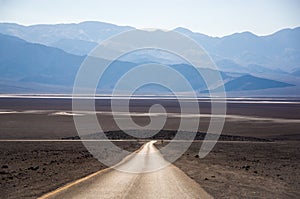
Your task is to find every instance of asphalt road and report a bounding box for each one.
[39,141,212,199]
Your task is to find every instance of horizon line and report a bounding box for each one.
[0,20,299,38]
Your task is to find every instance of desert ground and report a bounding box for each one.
[0,97,299,198]
[159,141,300,198]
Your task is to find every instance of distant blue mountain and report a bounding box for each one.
[292,69,300,76]
[0,32,296,94]
[175,27,300,73]
[0,21,133,43]
[0,33,83,85]
[210,74,294,93]
[0,21,132,55]
[50,38,98,56]
[215,59,288,75]
[0,33,210,92]
[0,22,299,76]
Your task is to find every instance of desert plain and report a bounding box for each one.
[0,97,299,198]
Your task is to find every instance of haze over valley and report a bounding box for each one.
[0,22,299,96]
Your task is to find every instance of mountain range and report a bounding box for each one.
[0,21,299,96]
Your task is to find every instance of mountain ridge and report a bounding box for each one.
[1,21,299,74]
[0,32,297,95]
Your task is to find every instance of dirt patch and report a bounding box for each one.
[160,141,300,199]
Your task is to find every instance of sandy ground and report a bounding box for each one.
[160,141,300,199]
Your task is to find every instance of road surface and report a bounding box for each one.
[39,141,212,199]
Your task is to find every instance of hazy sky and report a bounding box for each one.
[0,0,299,36]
